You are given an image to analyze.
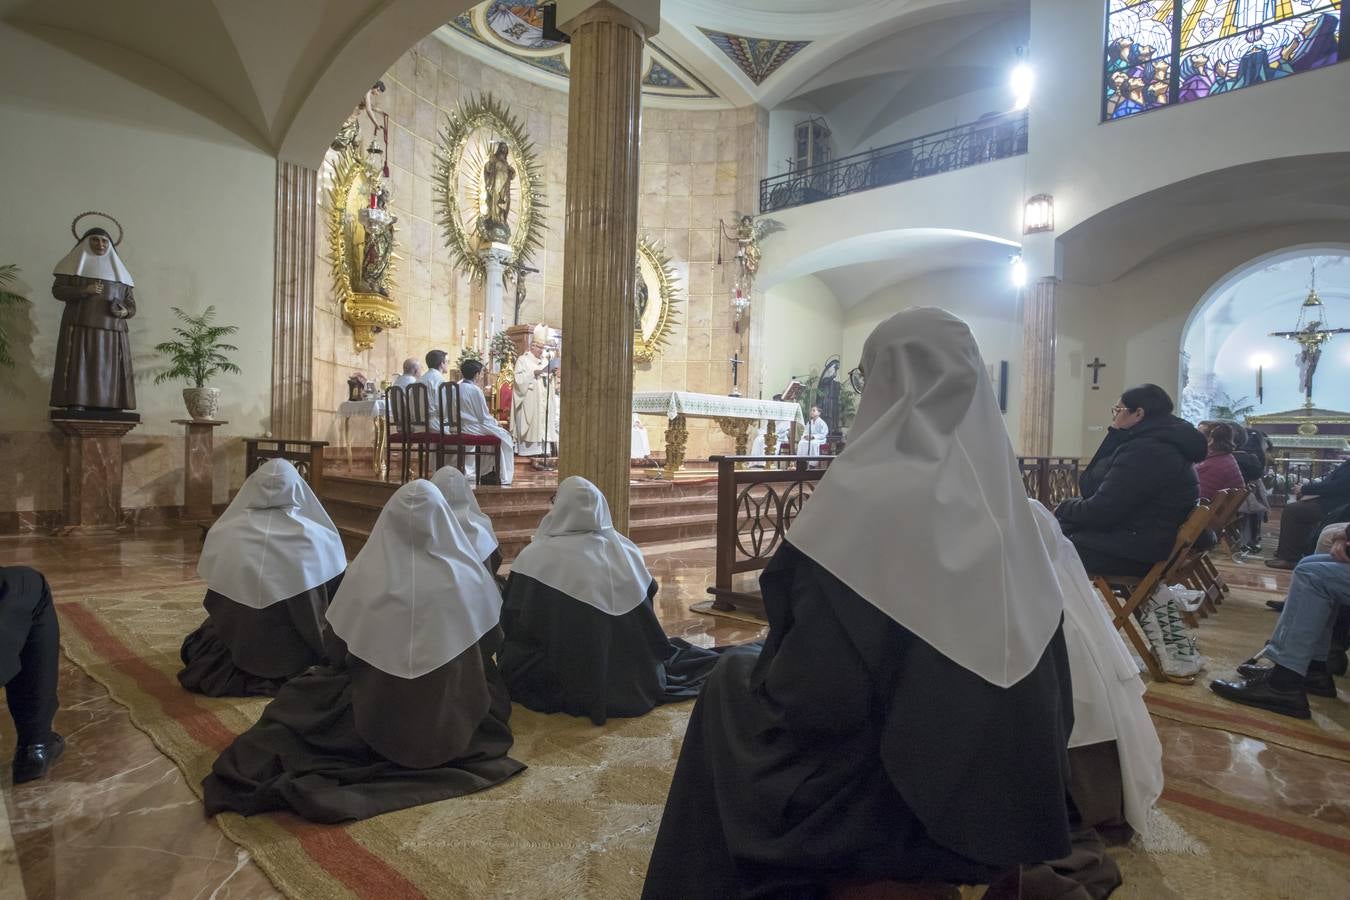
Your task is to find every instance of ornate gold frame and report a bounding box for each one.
[635,235,680,364]
[325,144,402,352]
[432,93,546,281]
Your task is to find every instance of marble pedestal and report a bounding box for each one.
[172,419,227,521]
[51,417,139,533]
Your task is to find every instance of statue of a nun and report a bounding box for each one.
[50,215,137,412]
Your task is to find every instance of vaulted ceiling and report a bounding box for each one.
[2,0,1021,165]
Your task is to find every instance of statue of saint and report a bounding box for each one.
[635,263,649,322]
[480,141,515,242]
[737,214,761,278]
[50,224,137,412]
[358,187,397,296]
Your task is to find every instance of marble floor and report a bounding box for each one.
[0,527,1347,899]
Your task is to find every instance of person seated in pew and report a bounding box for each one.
[1,566,64,783]
[1210,524,1350,719]
[796,404,829,457]
[1055,384,1206,577]
[202,480,524,823]
[498,476,722,726]
[642,309,1074,899]
[431,465,504,583]
[179,459,346,697]
[990,502,1165,899]
[456,359,514,486]
[393,357,421,389]
[1194,421,1245,502]
[1266,457,1350,570]
[1266,522,1350,676]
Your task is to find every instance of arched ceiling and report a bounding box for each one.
[763,227,1019,306]
[1059,153,1350,287]
[2,0,1022,165]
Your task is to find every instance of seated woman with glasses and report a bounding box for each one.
[1054,384,1206,577]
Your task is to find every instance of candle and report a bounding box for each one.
[460,327,466,348]
[1257,365,1264,404]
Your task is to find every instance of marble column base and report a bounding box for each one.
[173,419,228,521]
[51,418,139,534]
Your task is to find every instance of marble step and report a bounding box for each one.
[325,491,717,534]
[337,511,718,562]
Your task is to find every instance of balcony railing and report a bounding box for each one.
[759,110,1029,214]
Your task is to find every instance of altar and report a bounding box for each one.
[337,397,388,475]
[633,391,805,479]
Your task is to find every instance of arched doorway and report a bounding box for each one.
[1179,245,1350,423]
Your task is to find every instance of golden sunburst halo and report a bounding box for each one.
[432,92,546,281]
[635,234,681,365]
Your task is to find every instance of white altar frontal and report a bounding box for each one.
[633,391,805,478]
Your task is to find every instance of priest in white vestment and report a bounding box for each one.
[456,360,514,486]
[419,349,450,431]
[513,325,552,456]
[631,415,651,460]
[796,405,829,456]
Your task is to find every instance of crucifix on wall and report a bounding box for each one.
[1086,356,1106,390]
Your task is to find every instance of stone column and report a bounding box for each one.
[557,2,647,533]
[479,243,512,329]
[1018,276,1057,457]
[272,161,317,439]
[51,418,138,533]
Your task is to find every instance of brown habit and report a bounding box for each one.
[50,274,137,410]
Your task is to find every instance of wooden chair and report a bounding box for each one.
[1178,487,1248,617]
[1088,504,1214,683]
[385,385,415,482]
[435,381,501,485]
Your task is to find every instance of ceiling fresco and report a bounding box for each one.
[448,2,720,100]
[697,28,812,86]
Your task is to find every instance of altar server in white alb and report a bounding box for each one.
[419,349,450,431]
[394,358,421,389]
[750,393,792,462]
[631,415,651,461]
[179,460,347,697]
[512,325,553,457]
[796,405,829,456]
[455,359,514,486]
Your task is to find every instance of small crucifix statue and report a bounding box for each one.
[1271,267,1349,407]
[1086,356,1106,391]
[728,352,743,398]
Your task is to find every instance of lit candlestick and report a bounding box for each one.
[1257,365,1264,404]
[460,327,466,348]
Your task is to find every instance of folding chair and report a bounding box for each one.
[1179,487,1247,617]
[1088,504,1214,683]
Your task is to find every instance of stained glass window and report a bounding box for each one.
[1103,1,1345,120]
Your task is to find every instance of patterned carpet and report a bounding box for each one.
[55,585,1350,899]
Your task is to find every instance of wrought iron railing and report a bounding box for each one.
[1018,457,1082,508]
[707,453,1077,618]
[759,110,1029,213]
[1267,456,1348,505]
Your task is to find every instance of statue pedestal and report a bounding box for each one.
[172,419,228,522]
[479,242,513,327]
[51,417,139,533]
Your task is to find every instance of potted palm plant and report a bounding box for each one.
[153,305,241,420]
[0,264,29,369]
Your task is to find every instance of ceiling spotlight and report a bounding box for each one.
[1011,255,1028,288]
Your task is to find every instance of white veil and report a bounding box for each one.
[788,308,1063,688]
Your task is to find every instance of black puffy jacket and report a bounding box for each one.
[1055,414,1207,564]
